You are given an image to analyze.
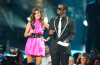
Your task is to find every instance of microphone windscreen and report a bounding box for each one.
[32,26,35,29]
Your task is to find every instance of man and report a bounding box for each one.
[49,3,76,65]
[77,53,89,65]
[42,43,52,65]
[89,48,99,65]
[68,56,74,65]
[85,0,100,53]
[90,48,99,59]
[94,57,100,65]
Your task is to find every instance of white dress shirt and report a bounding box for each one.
[58,18,62,38]
[42,55,51,65]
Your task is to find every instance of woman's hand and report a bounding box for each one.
[44,37,51,42]
[40,36,48,42]
[40,36,45,41]
[28,29,34,36]
[43,39,48,42]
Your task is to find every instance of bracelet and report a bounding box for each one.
[27,33,29,36]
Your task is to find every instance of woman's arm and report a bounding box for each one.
[44,21,50,42]
[24,22,33,37]
[43,21,50,42]
[44,21,49,30]
[44,30,55,42]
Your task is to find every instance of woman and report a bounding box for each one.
[69,56,74,65]
[24,8,49,65]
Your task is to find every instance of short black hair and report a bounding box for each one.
[45,42,49,46]
[90,48,99,54]
[81,53,89,58]
[59,3,68,11]
[73,53,81,58]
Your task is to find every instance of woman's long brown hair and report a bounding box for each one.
[30,8,44,27]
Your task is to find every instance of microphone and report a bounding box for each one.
[30,25,35,37]
[32,25,35,30]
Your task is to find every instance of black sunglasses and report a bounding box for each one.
[57,8,63,10]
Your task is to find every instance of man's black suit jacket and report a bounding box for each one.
[49,16,76,55]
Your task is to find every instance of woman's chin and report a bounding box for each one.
[35,17,40,20]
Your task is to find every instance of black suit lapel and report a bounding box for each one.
[54,16,68,38]
[61,16,67,32]
[55,17,59,34]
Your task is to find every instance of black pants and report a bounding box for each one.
[51,45,70,65]
[86,31,95,53]
[86,30,100,53]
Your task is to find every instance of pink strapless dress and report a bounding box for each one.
[25,19,45,56]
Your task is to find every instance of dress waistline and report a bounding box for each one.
[29,34,43,38]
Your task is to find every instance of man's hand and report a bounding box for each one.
[63,40,67,43]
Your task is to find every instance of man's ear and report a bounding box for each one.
[64,9,67,13]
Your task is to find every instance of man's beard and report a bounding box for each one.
[58,12,64,16]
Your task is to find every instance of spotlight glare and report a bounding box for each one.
[82,45,85,52]
[27,17,30,21]
[83,20,88,26]
[44,17,48,23]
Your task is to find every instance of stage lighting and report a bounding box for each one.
[44,17,48,23]
[83,20,88,26]
[27,17,30,21]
